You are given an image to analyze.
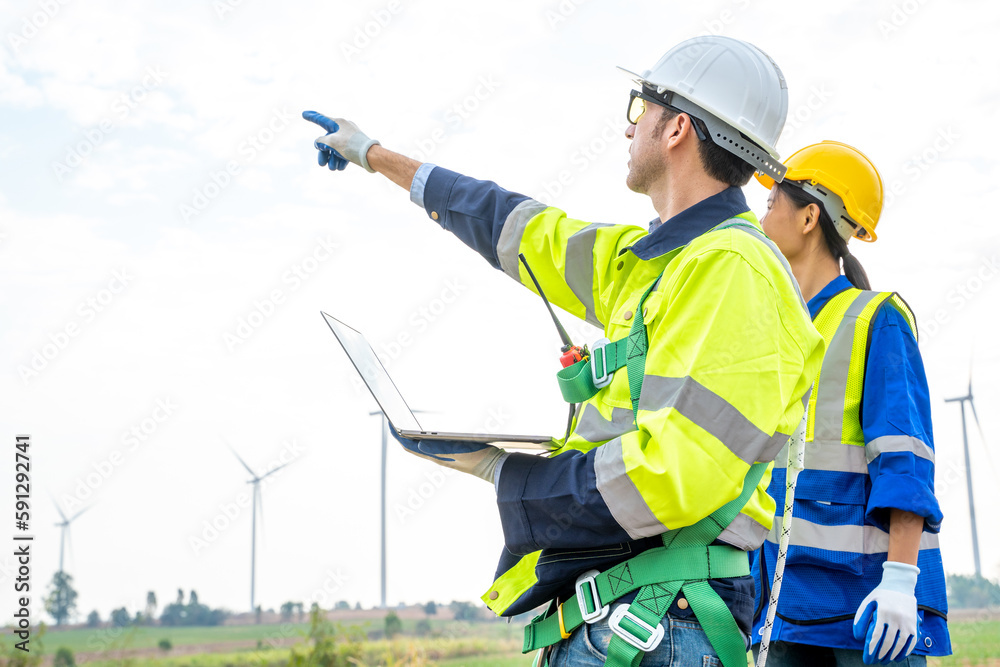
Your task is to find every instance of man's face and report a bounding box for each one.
[625,105,669,195]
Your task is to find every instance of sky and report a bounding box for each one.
[1,0,999,625]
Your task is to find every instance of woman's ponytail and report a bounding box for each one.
[841,249,871,290]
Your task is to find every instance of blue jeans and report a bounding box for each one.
[754,642,928,666]
[547,603,739,666]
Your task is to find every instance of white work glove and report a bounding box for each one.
[302,111,380,173]
[389,431,509,484]
[853,561,921,664]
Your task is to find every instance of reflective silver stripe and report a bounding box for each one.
[766,515,940,553]
[718,512,770,551]
[595,437,669,540]
[574,404,636,443]
[496,199,548,280]
[773,440,868,474]
[565,223,613,327]
[638,375,790,465]
[866,435,935,465]
[731,224,806,310]
[812,291,880,444]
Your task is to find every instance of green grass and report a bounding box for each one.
[34,616,999,666]
[79,648,289,667]
[68,634,526,667]
[40,621,318,654]
[930,619,1000,666]
[41,617,523,655]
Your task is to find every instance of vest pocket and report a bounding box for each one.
[786,478,867,577]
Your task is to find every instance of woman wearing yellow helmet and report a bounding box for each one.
[750,141,951,665]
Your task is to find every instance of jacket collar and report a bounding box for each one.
[808,275,854,320]
[632,186,751,260]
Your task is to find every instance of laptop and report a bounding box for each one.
[322,312,556,450]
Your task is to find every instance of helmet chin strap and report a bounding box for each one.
[667,91,787,183]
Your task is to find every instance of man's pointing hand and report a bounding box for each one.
[302,111,380,173]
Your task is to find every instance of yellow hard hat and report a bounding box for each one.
[755,140,883,242]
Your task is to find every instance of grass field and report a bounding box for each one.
[930,619,1000,666]
[17,614,999,666]
[28,621,313,654]
[37,616,522,653]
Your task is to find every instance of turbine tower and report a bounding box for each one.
[229,447,292,614]
[944,376,985,578]
[370,410,429,609]
[53,502,89,573]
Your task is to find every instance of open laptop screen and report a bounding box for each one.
[322,313,422,432]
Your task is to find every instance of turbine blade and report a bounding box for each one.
[50,494,68,523]
[258,460,292,482]
[968,396,998,476]
[225,440,257,478]
[970,395,983,433]
[69,505,91,523]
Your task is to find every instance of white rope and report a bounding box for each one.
[756,410,807,667]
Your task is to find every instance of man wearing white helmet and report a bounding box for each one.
[305,36,823,667]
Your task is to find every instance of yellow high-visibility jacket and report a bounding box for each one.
[412,165,824,619]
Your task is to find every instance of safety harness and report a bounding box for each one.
[526,219,766,667]
[524,464,764,666]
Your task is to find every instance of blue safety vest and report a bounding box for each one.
[751,278,950,655]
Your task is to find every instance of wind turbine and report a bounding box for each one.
[229,446,293,614]
[369,409,430,609]
[944,372,988,578]
[53,501,90,574]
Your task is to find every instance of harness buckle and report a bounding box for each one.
[590,338,613,389]
[575,569,609,623]
[608,604,665,653]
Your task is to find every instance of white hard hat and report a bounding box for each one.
[619,36,789,182]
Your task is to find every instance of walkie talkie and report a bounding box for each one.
[518,254,588,368]
[518,253,586,444]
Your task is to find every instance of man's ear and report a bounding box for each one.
[665,113,697,150]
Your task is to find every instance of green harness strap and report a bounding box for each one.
[523,462,765,666]
[555,219,759,419]
[530,219,767,667]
